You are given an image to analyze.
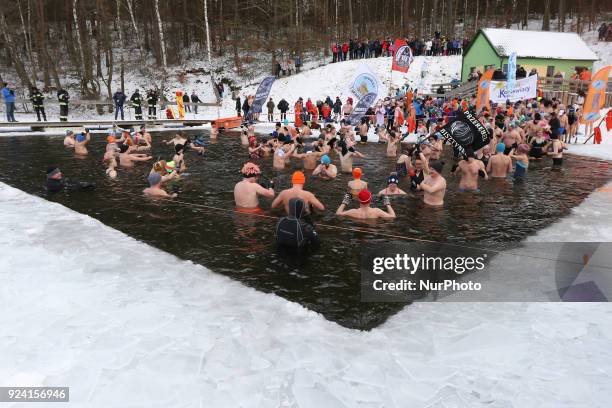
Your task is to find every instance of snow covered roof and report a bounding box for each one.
[480,28,598,61]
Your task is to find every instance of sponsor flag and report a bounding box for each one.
[347,64,381,101]
[436,110,491,158]
[175,90,185,119]
[489,75,538,104]
[506,52,517,92]
[347,92,377,125]
[476,69,495,112]
[391,39,414,73]
[251,76,276,114]
[582,66,611,123]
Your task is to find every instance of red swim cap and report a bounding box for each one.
[358,189,372,204]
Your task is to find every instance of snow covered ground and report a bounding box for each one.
[1,181,611,407]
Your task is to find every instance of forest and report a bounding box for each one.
[0,0,609,99]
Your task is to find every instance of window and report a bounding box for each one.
[546,66,555,77]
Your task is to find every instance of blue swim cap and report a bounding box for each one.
[76,134,86,142]
[496,143,505,153]
[321,154,331,165]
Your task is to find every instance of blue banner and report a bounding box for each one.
[506,52,517,92]
[251,76,276,114]
[347,92,377,125]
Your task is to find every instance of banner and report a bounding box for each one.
[347,64,381,101]
[392,39,413,73]
[347,92,377,125]
[476,69,494,112]
[489,75,538,104]
[251,76,276,114]
[436,110,491,157]
[506,52,517,92]
[583,66,611,123]
[175,90,185,119]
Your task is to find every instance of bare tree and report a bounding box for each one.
[542,0,551,31]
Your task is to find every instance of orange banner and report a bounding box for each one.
[583,66,611,123]
[176,90,185,119]
[476,69,494,112]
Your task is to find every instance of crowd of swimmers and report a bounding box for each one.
[49,92,573,249]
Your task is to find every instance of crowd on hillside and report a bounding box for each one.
[331,32,469,62]
[598,23,612,41]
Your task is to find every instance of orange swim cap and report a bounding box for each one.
[107,136,116,144]
[352,167,363,179]
[292,171,306,185]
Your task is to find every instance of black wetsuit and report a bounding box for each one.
[46,178,95,193]
[276,198,319,248]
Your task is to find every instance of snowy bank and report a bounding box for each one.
[1,182,612,407]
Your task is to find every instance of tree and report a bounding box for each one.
[542,0,551,31]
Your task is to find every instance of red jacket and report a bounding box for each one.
[321,105,331,118]
[332,45,338,53]
[342,43,349,53]
[382,41,388,50]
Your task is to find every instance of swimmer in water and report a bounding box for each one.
[292,146,323,170]
[336,139,364,173]
[173,144,187,173]
[233,162,275,212]
[547,133,565,166]
[143,172,177,198]
[150,160,179,183]
[74,131,91,155]
[45,166,95,193]
[118,143,152,167]
[336,189,395,219]
[348,167,368,195]
[510,143,530,179]
[452,147,487,192]
[378,173,407,196]
[486,143,513,178]
[417,160,446,206]
[386,130,400,157]
[104,155,118,179]
[63,130,76,148]
[271,171,325,223]
[312,154,337,179]
[273,139,296,169]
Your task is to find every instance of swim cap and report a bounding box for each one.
[352,167,363,179]
[387,174,399,185]
[321,155,331,165]
[148,172,162,186]
[65,130,74,136]
[496,143,505,153]
[76,134,86,142]
[240,162,261,177]
[358,189,372,204]
[107,136,116,144]
[517,143,530,154]
[165,161,176,173]
[292,171,306,185]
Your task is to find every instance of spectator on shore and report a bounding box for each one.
[113,89,126,120]
[191,91,200,115]
[1,82,16,122]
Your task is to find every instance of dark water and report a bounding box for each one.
[0,131,610,329]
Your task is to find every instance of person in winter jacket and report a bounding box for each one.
[182,93,191,113]
[276,197,319,248]
[331,43,339,63]
[190,91,200,114]
[242,97,250,119]
[266,98,275,122]
[146,89,159,119]
[130,89,143,120]
[57,88,70,122]
[30,86,47,121]
[321,103,332,122]
[113,89,127,120]
[342,42,349,61]
[235,96,241,116]
[277,98,289,121]
[1,82,17,122]
[333,97,342,121]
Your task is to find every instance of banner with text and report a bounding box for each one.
[489,74,538,104]
[347,64,382,101]
[251,76,276,114]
